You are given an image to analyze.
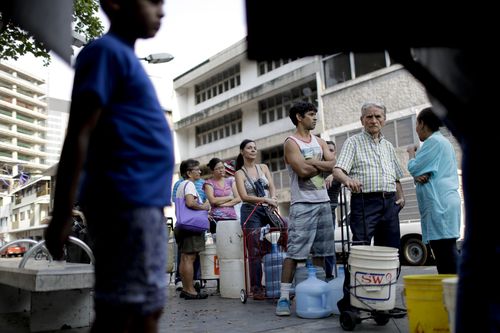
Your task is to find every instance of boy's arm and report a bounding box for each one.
[45,93,102,260]
[284,138,319,178]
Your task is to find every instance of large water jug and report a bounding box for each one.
[327,266,344,315]
[263,243,285,297]
[295,266,331,319]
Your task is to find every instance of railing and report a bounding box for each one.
[0,237,95,269]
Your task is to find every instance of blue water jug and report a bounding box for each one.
[295,266,331,319]
[263,243,285,297]
[327,266,345,315]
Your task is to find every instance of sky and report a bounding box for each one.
[5,0,247,109]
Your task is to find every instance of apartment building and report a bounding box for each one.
[173,38,321,216]
[0,62,52,244]
[0,62,49,192]
[45,97,70,166]
[172,38,463,221]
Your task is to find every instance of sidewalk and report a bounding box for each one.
[0,265,438,332]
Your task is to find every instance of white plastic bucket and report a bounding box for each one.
[200,244,219,280]
[348,245,399,310]
[442,276,458,333]
[219,258,245,298]
[166,237,175,273]
[216,220,243,260]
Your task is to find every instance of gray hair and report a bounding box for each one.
[361,102,387,116]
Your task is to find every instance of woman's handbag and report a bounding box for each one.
[175,182,209,233]
[241,167,285,229]
[264,206,285,229]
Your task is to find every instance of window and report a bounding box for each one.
[195,64,240,104]
[261,146,286,172]
[323,51,391,89]
[323,53,351,87]
[332,115,416,151]
[195,110,242,147]
[257,58,298,75]
[258,80,317,125]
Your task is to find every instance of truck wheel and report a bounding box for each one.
[401,237,427,266]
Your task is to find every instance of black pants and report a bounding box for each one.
[429,238,458,274]
[338,193,401,311]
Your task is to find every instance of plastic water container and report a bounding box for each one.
[219,259,245,298]
[294,265,326,288]
[404,274,457,333]
[442,277,458,333]
[199,243,219,279]
[295,267,331,319]
[263,243,285,297]
[216,220,243,260]
[349,245,399,310]
[327,266,344,315]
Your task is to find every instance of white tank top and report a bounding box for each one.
[285,135,330,205]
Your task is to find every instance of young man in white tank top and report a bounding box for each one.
[276,101,336,316]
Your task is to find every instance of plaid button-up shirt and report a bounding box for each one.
[335,130,404,193]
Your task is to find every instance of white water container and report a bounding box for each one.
[216,220,244,260]
[219,258,245,298]
[442,276,459,333]
[348,245,399,311]
[200,243,219,280]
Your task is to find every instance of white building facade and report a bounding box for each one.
[0,62,49,190]
[172,39,463,220]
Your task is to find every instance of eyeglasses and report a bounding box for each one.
[188,168,201,173]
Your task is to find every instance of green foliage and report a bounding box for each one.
[0,0,104,66]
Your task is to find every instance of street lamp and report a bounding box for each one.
[139,53,174,64]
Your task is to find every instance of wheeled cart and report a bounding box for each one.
[240,203,287,303]
[336,186,407,331]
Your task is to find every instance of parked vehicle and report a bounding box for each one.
[0,244,27,257]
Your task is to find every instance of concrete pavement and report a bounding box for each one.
[0,265,439,332]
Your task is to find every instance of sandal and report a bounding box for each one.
[180,290,208,300]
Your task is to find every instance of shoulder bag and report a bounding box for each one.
[241,167,285,229]
[175,181,209,233]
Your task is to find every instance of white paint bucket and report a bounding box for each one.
[219,258,245,298]
[442,276,458,333]
[348,245,399,310]
[216,220,243,260]
[200,244,219,280]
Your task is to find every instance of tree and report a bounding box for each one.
[0,0,104,65]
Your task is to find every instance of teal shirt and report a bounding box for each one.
[407,131,461,243]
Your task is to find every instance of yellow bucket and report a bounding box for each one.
[404,274,457,333]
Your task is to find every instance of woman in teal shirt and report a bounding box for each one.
[407,107,461,273]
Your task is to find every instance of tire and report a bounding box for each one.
[340,311,357,331]
[374,313,390,325]
[401,237,428,266]
[240,289,247,304]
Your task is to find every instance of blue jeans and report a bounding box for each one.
[325,204,337,278]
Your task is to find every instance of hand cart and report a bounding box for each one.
[240,202,287,303]
[337,186,407,331]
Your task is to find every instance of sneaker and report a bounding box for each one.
[175,281,183,292]
[275,298,291,316]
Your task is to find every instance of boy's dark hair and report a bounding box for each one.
[182,159,199,178]
[289,101,317,126]
[417,107,443,132]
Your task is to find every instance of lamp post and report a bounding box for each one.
[139,53,174,64]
